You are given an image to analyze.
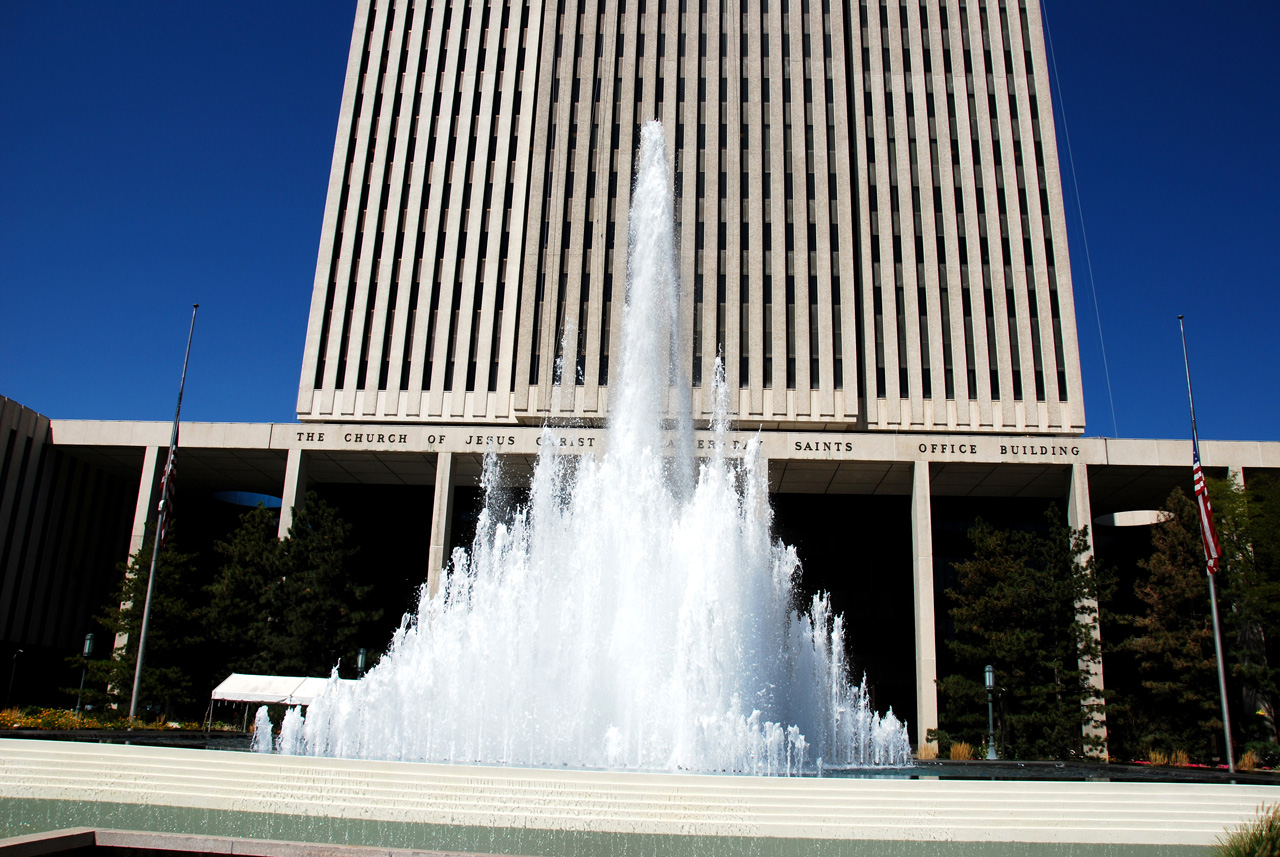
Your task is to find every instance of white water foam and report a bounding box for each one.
[264,122,911,773]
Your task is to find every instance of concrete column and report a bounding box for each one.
[128,446,163,558]
[278,448,310,539]
[910,461,939,751]
[117,446,164,652]
[1228,465,1246,491]
[427,452,455,598]
[1067,462,1109,760]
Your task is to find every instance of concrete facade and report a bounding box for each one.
[0,399,131,656]
[297,0,1086,434]
[28,415,1280,750]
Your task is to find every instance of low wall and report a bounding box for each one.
[0,739,1273,856]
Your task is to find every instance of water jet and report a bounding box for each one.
[264,122,911,773]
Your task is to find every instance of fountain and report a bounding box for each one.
[4,123,1274,857]
[265,121,911,773]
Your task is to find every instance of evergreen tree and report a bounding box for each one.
[1214,474,1280,745]
[85,523,202,720]
[1121,488,1222,760]
[936,508,1107,760]
[207,493,378,678]
[206,504,281,676]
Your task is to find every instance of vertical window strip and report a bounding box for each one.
[503,1,532,394]
[822,0,842,391]
[339,0,399,389]
[867,77,885,397]
[318,3,382,391]
[979,2,1020,403]
[960,1,1000,401]
[443,277,463,389]
[533,2,572,387]
[400,0,443,391]
[902,3,930,399]
[461,0,500,393]
[380,139,415,390]
[420,1,465,390]
[401,231,426,389]
[360,3,415,392]
[922,6,955,400]
[802,2,819,391]
[947,5,976,400]
[439,2,479,393]
[1008,0,1059,404]
[883,7,907,399]
[781,0,796,390]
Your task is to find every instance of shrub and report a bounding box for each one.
[1171,749,1190,767]
[916,744,938,760]
[1243,742,1280,769]
[0,707,200,731]
[1213,804,1280,857]
[926,728,953,755]
[950,742,975,761]
[1148,749,1170,766]
[1239,750,1262,772]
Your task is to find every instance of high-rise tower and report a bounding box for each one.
[298,0,1085,434]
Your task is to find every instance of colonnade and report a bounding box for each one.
[127,447,1109,755]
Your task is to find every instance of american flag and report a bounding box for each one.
[157,431,178,549]
[1192,441,1221,574]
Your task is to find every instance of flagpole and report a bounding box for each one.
[128,304,198,726]
[1178,314,1234,773]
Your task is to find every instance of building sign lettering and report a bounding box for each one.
[918,443,978,455]
[340,432,418,445]
[465,435,519,447]
[795,440,857,452]
[1001,444,1080,457]
[698,438,749,450]
[534,435,596,448]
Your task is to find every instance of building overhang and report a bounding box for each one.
[47,419,1279,516]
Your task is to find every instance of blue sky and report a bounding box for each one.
[1,2,1277,441]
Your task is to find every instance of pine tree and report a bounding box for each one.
[85,523,202,720]
[1214,474,1280,746]
[207,493,378,679]
[206,504,281,676]
[936,508,1107,760]
[1122,488,1222,760]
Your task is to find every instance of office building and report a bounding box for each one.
[297,0,1084,433]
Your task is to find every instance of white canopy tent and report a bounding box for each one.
[210,673,353,707]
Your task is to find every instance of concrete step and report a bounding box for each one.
[1,739,1275,848]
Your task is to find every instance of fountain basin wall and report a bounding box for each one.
[1,740,1273,855]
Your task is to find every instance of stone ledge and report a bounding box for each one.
[0,739,1273,853]
[0,827,516,857]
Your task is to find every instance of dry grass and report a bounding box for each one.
[1213,804,1280,856]
[1239,750,1261,772]
[916,744,938,760]
[1146,749,1193,767]
[950,742,975,761]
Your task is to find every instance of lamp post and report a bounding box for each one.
[985,664,998,760]
[357,648,367,677]
[6,649,22,708]
[75,633,95,713]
